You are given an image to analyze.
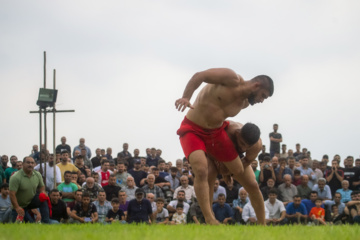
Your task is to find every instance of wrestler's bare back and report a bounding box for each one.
[186,75,250,129]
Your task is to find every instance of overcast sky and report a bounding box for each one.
[1,1,359,166]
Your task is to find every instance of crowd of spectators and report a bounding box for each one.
[1,136,360,226]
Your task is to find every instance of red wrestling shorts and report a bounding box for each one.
[177,117,238,162]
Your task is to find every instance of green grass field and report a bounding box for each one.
[1,224,359,240]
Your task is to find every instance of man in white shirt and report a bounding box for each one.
[34,154,61,190]
[213,179,226,203]
[265,189,286,225]
[242,200,270,224]
[173,175,196,204]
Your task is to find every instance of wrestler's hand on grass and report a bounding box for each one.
[175,98,194,112]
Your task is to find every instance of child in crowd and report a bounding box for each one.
[309,198,326,225]
[170,203,186,225]
[106,198,125,223]
[154,198,169,224]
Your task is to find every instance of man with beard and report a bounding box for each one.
[49,189,68,224]
[73,138,91,159]
[103,174,121,201]
[4,156,19,183]
[56,136,72,158]
[34,154,62,190]
[175,68,273,225]
[269,124,282,158]
[128,159,147,187]
[127,188,153,224]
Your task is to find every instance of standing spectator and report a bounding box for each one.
[35,154,62,190]
[146,148,159,167]
[142,174,164,199]
[127,188,153,224]
[57,150,80,182]
[242,200,270,225]
[275,157,293,185]
[115,161,132,188]
[73,138,91,159]
[173,175,196,203]
[74,155,90,178]
[124,176,138,201]
[265,189,287,225]
[213,193,234,224]
[259,156,276,188]
[105,147,113,160]
[170,203,187,225]
[269,123,282,158]
[127,149,140,170]
[285,195,308,224]
[232,188,249,224]
[1,155,9,170]
[309,198,326,225]
[325,159,344,197]
[82,177,103,202]
[293,143,301,159]
[105,198,125,223]
[0,183,11,223]
[91,148,102,169]
[258,145,270,162]
[279,144,288,159]
[128,159,147,187]
[56,136,72,157]
[30,145,40,164]
[297,156,316,189]
[80,148,93,171]
[93,190,112,224]
[57,171,78,203]
[49,189,69,224]
[297,175,312,199]
[4,155,18,183]
[117,143,132,165]
[287,157,296,175]
[71,192,98,223]
[213,178,226,203]
[9,157,49,223]
[103,174,121,201]
[336,180,352,203]
[312,178,332,200]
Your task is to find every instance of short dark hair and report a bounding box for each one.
[293,195,301,199]
[239,123,261,146]
[268,189,278,196]
[64,171,72,177]
[251,75,274,96]
[111,198,120,204]
[156,197,165,203]
[50,189,60,194]
[101,159,110,165]
[310,191,318,195]
[218,193,226,198]
[178,190,185,195]
[0,183,9,190]
[76,155,83,160]
[176,203,184,209]
[82,191,91,198]
[170,167,178,172]
[158,159,166,165]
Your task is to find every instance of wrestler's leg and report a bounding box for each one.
[189,150,219,225]
[222,159,265,225]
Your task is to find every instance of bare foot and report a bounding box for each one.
[205,219,220,225]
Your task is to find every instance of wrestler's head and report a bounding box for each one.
[248,75,273,105]
[234,123,260,153]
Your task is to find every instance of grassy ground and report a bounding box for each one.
[1,224,359,240]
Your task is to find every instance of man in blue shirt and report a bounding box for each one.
[213,193,233,224]
[286,195,308,224]
[301,191,325,217]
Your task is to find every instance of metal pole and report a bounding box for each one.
[43,51,46,88]
[39,107,43,174]
[43,51,47,189]
[53,69,57,189]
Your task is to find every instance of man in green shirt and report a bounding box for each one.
[9,157,49,223]
[57,171,78,203]
[5,155,18,183]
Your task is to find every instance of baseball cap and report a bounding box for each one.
[135,188,144,195]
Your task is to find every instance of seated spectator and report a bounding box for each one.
[330,204,345,224]
[213,193,234,224]
[153,197,169,224]
[297,175,312,199]
[224,177,239,205]
[142,174,164,199]
[265,189,287,225]
[232,188,249,224]
[124,176,138,201]
[105,198,125,223]
[182,169,194,186]
[78,173,86,187]
[71,192,98,223]
[165,167,180,192]
[275,157,293,185]
[93,190,112,224]
[167,190,190,217]
[213,179,226,203]
[170,203,186,225]
[66,190,82,217]
[292,169,302,186]
[336,180,352,203]
[57,171,78,203]
[49,189,69,224]
[261,178,281,201]
[285,195,308,224]
[323,192,346,215]
[301,191,325,219]
[312,178,332,200]
[296,156,316,189]
[278,174,298,206]
[157,160,169,178]
[103,174,121,201]
[87,172,102,188]
[190,198,205,224]
[115,161,131,188]
[344,191,360,224]
[153,167,171,190]
[173,175,196,204]
[309,198,326,225]
[242,200,270,225]
[0,183,11,223]
[82,177,103,202]
[146,193,157,213]
[127,159,147,187]
[74,155,91,178]
[118,190,129,218]
[96,159,113,187]
[127,188,153,224]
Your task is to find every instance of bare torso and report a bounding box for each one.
[186,75,249,128]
